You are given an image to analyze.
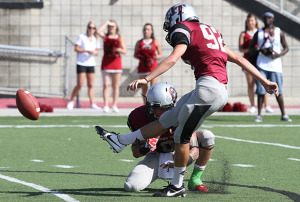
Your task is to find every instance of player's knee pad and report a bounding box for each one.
[198,129,215,147]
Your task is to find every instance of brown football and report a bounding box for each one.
[16,89,40,120]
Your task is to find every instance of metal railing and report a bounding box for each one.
[0,44,65,96]
[257,0,300,23]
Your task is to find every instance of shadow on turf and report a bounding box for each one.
[1,169,300,201]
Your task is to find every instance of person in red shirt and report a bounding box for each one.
[96,3,278,197]
[134,23,162,103]
[97,20,127,113]
[238,13,272,114]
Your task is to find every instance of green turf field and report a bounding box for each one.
[0,115,299,201]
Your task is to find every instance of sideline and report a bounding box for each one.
[1,124,299,150]
[1,124,300,129]
[0,174,79,202]
[215,135,300,150]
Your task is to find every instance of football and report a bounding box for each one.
[16,89,40,120]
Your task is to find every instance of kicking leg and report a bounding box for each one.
[95,120,167,153]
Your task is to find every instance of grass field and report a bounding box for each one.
[0,115,299,201]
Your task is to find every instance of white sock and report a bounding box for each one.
[171,166,186,188]
[118,129,144,145]
[194,164,206,170]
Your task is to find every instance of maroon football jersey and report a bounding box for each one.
[169,21,228,84]
[127,105,175,153]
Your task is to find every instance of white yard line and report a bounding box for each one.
[1,124,299,150]
[202,124,300,128]
[1,124,300,129]
[0,174,79,202]
[0,125,126,128]
[288,158,300,162]
[215,135,300,150]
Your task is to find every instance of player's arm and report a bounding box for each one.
[128,117,149,158]
[131,140,147,158]
[225,45,279,96]
[127,108,152,158]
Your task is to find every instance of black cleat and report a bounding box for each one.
[95,126,125,153]
[152,183,187,197]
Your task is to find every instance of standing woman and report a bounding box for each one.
[239,13,273,114]
[134,23,162,103]
[98,20,127,113]
[67,21,101,110]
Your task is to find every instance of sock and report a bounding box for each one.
[118,129,144,145]
[189,164,205,187]
[171,166,186,188]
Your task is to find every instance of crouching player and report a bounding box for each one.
[123,82,215,192]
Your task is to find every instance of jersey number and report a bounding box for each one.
[200,24,226,53]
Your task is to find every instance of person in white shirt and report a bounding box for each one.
[249,12,291,122]
[67,21,101,110]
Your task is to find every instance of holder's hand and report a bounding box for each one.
[127,79,147,91]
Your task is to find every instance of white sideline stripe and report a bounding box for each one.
[215,135,300,150]
[31,159,44,162]
[288,158,300,162]
[1,124,299,150]
[232,164,255,167]
[202,124,300,128]
[119,159,134,162]
[0,125,126,128]
[0,174,79,202]
[52,165,75,168]
[1,124,300,129]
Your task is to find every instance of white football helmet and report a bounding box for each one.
[163,3,199,32]
[146,82,177,109]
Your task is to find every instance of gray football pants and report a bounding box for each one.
[159,75,228,143]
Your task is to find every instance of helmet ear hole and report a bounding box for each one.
[146,81,177,111]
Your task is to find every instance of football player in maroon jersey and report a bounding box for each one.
[96,3,278,197]
[124,82,213,193]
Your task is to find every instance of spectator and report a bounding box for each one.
[239,13,273,113]
[97,20,127,113]
[67,21,101,110]
[134,23,163,103]
[249,12,291,122]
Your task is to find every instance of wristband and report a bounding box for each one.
[144,77,149,83]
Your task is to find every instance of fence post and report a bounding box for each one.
[64,36,69,98]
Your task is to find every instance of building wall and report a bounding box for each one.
[0,0,299,99]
